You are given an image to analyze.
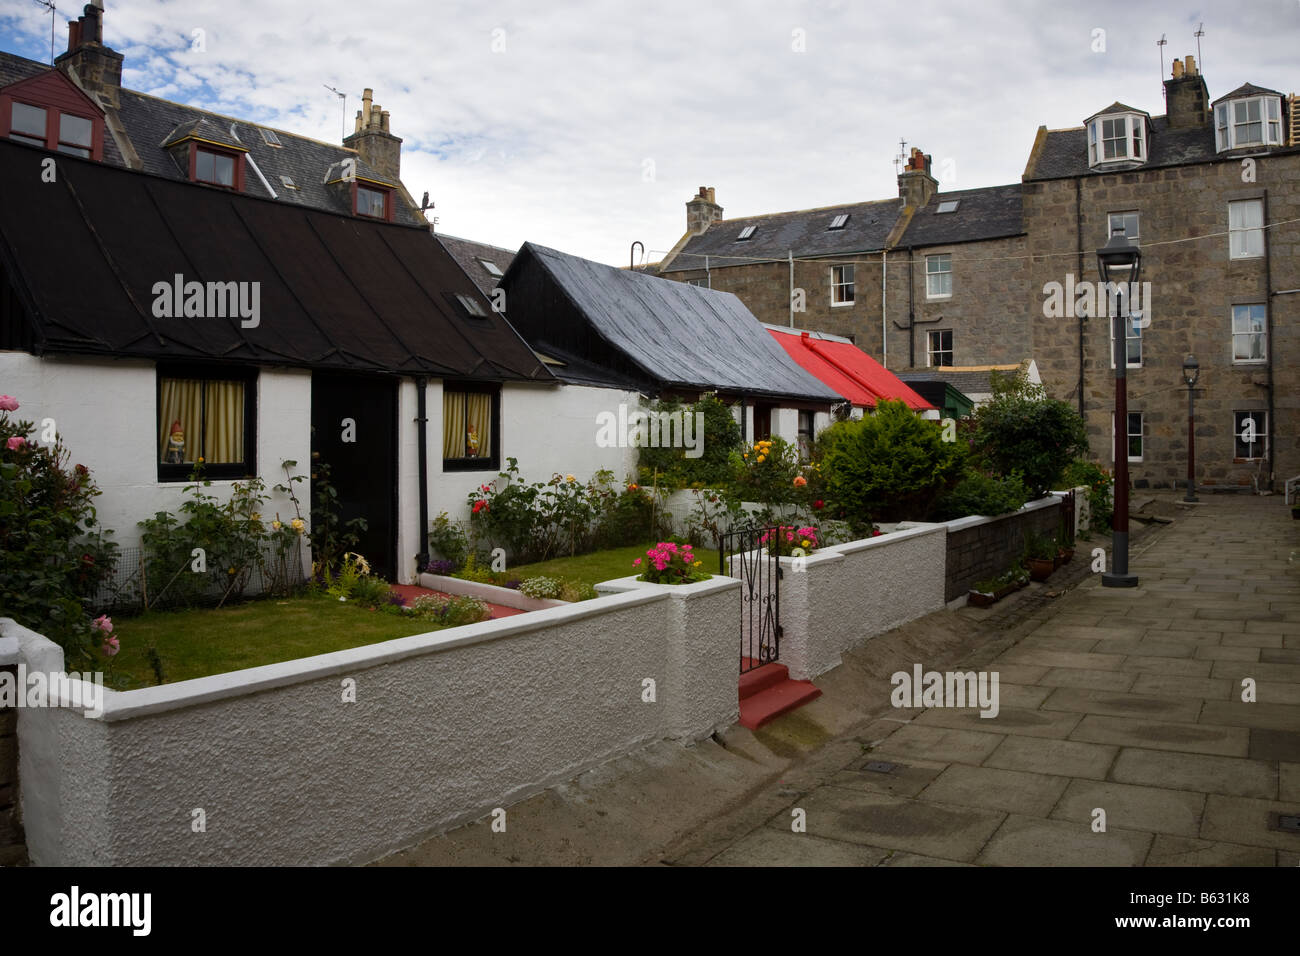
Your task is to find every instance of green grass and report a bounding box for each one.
[107,595,446,690]
[507,541,720,591]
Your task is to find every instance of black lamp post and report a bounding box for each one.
[1182,354,1200,503]
[1097,227,1141,588]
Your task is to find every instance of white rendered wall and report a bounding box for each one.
[0,353,311,553]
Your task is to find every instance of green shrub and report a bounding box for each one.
[558,580,598,602]
[820,400,965,527]
[1060,459,1114,534]
[428,511,469,565]
[637,394,742,489]
[970,373,1088,498]
[930,470,1029,521]
[409,593,491,626]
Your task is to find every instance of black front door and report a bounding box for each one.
[311,372,398,581]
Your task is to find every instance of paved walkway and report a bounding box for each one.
[376,494,1300,866]
[695,494,1300,866]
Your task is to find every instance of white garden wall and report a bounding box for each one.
[4,574,738,866]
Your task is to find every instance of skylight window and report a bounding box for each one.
[478,258,504,277]
[279,174,297,189]
[737,225,757,240]
[455,293,489,317]
[936,200,960,214]
[828,214,849,230]
[260,128,282,147]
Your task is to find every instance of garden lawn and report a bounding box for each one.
[507,541,720,592]
[107,595,447,689]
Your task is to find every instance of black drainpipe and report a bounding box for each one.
[893,245,940,368]
[415,376,430,573]
[1263,189,1275,492]
[1075,178,1085,417]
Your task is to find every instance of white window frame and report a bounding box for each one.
[477,258,504,277]
[828,214,849,230]
[925,253,952,299]
[1107,210,1140,242]
[1109,316,1143,369]
[1088,113,1145,167]
[737,225,756,240]
[831,264,855,306]
[1229,199,1264,259]
[1231,303,1267,363]
[926,329,953,367]
[1111,411,1143,463]
[936,200,959,214]
[1215,96,1285,151]
[1233,410,1267,461]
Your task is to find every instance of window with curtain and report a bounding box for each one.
[158,368,256,480]
[443,386,498,470]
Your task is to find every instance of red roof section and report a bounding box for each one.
[767,329,934,411]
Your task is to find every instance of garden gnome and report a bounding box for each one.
[164,420,185,463]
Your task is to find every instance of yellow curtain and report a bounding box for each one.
[466,393,491,458]
[443,391,466,458]
[158,378,202,463]
[203,380,244,463]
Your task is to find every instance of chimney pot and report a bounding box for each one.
[707,186,715,203]
[1185,55,1196,75]
[380,110,390,132]
[1172,58,1183,79]
[67,19,82,51]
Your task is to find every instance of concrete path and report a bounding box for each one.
[376,493,1300,866]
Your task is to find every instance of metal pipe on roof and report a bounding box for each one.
[789,250,795,327]
[882,249,887,369]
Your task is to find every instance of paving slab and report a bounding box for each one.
[1193,645,1261,661]
[771,788,1005,863]
[995,648,1126,671]
[1261,648,1300,663]
[1039,687,1202,723]
[1281,763,1300,803]
[913,705,1082,739]
[830,757,946,799]
[975,814,1153,867]
[1212,660,1300,683]
[1127,674,1233,700]
[1248,729,1300,763]
[918,764,1069,817]
[1200,795,1300,851]
[1069,714,1250,757]
[1039,667,1139,691]
[1119,656,1214,677]
[1145,835,1277,866]
[706,828,890,867]
[1198,700,1300,732]
[983,735,1118,780]
[1110,748,1278,799]
[862,724,1005,765]
[1050,779,1205,837]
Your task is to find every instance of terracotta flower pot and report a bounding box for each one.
[1028,557,1055,582]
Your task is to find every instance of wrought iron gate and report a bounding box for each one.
[719,525,782,674]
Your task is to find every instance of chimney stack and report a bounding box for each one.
[55,2,124,108]
[1164,54,1210,129]
[343,85,404,182]
[897,147,937,208]
[686,186,723,236]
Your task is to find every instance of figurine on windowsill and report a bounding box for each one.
[164,420,186,464]
[466,424,479,458]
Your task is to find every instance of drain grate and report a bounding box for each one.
[864,761,899,774]
[1272,813,1300,833]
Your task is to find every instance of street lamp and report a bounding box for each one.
[1097,227,1141,588]
[1182,354,1200,503]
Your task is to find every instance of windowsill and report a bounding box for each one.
[830,300,855,308]
[443,459,500,473]
[926,294,952,301]
[1232,359,1267,365]
[1229,254,1264,261]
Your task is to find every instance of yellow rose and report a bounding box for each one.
[693,560,702,567]
[272,520,282,530]
[801,539,810,548]
[757,455,766,463]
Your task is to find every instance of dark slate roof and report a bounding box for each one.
[436,233,515,296]
[894,367,1019,395]
[504,243,843,403]
[1085,101,1149,120]
[1212,83,1284,105]
[0,50,45,87]
[1028,115,1218,180]
[0,138,551,382]
[113,88,419,224]
[659,197,902,274]
[899,184,1023,247]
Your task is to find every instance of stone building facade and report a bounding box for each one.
[658,56,1299,491]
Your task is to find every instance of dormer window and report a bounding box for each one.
[1087,112,1146,166]
[478,258,504,277]
[8,102,46,147]
[936,200,959,214]
[737,225,756,240]
[195,147,235,187]
[828,214,849,230]
[1214,95,1284,151]
[4,99,102,159]
[356,184,388,219]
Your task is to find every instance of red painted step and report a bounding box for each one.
[738,661,822,730]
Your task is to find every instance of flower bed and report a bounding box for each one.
[417,572,569,611]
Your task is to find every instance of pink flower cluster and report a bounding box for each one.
[646,540,692,572]
[93,615,119,657]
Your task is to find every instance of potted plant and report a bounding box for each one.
[968,562,1030,607]
[1024,530,1056,582]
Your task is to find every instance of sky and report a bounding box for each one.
[2,0,1297,266]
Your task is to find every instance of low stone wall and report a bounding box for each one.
[4,576,739,866]
[942,497,1064,603]
[0,648,25,865]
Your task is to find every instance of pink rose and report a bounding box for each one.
[632,558,642,566]
[101,636,120,657]
[93,614,113,633]
[6,436,25,451]
[0,395,17,411]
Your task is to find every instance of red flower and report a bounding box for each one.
[472,500,488,514]
[813,499,824,509]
